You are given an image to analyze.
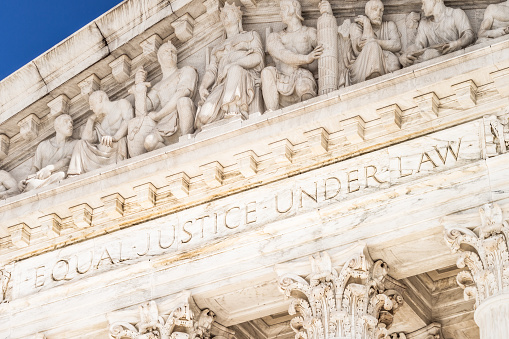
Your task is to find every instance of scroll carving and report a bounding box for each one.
[444,203,509,307]
[276,249,403,339]
[108,291,228,339]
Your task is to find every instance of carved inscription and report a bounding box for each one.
[12,123,478,298]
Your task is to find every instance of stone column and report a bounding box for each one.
[444,203,509,339]
[276,246,403,339]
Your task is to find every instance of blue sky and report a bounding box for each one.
[0,0,124,81]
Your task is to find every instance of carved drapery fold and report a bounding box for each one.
[108,291,230,339]
[276,248,403,339]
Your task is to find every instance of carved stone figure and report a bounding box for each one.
[194,2,264,130]
[0,265,12,303]
[68,91,133,175]
[399,0,475,67]
[132,42,198,153]
[20,114,77,192]
[0,170,18,199]
[341,0,402,84]
[262,0,323,111]
[477,1,509,43]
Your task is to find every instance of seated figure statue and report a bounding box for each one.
[477,1,509,44]
[0,170,18,199]
[140,42,198,152]
[399,0,475,67]
[194,2,264,130]
[20,114,77,192]
[343,0,401,84]
[262,0,323,110]
[68,91,133,175]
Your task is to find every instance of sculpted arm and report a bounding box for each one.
[234,33,265,70]
[199,53,218,102]
[376,22,402,53]
[81,115,99,143]
[112,101,133,142]
[267,32,320,67]
[442,9,475,53]
[0,171,18,198]
[478,5,509,39]
[150,68,198,122]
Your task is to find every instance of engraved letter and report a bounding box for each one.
[52,259,71,282]
[275,191,293,213]
[397,156,413,178]
[96,248,115,269]
[325,177,341,200]
[136,233,150,256]
[417,152,438,172]
[76,251,93,274]
[225,206,241,229]
[347,170,360,193]
[159,225,176,249]
[365,165,386,187]
[181,220,193,244]
[35,266,46,288]
[434,139,461,165]
[246,202,257,225]
[300,182,318,207]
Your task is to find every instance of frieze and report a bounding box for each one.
[9,120,479,300]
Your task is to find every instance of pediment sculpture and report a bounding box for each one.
[1,0,505,199]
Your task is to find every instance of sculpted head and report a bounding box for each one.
[365,0,384,25]
[54,114,73,138]
[421,0,441,18]
[157,41,178,69]
[280,0,304,24]
[220,2,243,32]
[89,91,109,114]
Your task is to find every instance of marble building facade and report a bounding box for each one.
[1,0,509,338]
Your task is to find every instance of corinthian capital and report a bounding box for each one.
[444,203,509,307]
[276,246,403,339]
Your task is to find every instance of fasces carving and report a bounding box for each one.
[262,0,322,111]
[68,91,133,175]
[195,2,264,129]
[317,1,339,95]
[20,114,77,192]
[108,292,220,339]
[444,203,509,339]
[132,42,198,153]
[276,249,403,339]
[399,0,474,67]
[343,0,401,85]
[477,1,509,43]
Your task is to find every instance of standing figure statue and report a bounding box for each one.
[341,0,402,84]
[68,91,133,175]
[195,2,264,130]
[262,0,323,111]
[20,114,77,192]
[138,42,198,152]
[477,1,509,44]
[399,0,475,67]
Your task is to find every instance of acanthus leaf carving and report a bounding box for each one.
[108,291,227,339]
[276,248,403,339]
[444,203,509,307]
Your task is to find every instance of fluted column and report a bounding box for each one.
[276,246,403,339]
[444,203,509,339]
